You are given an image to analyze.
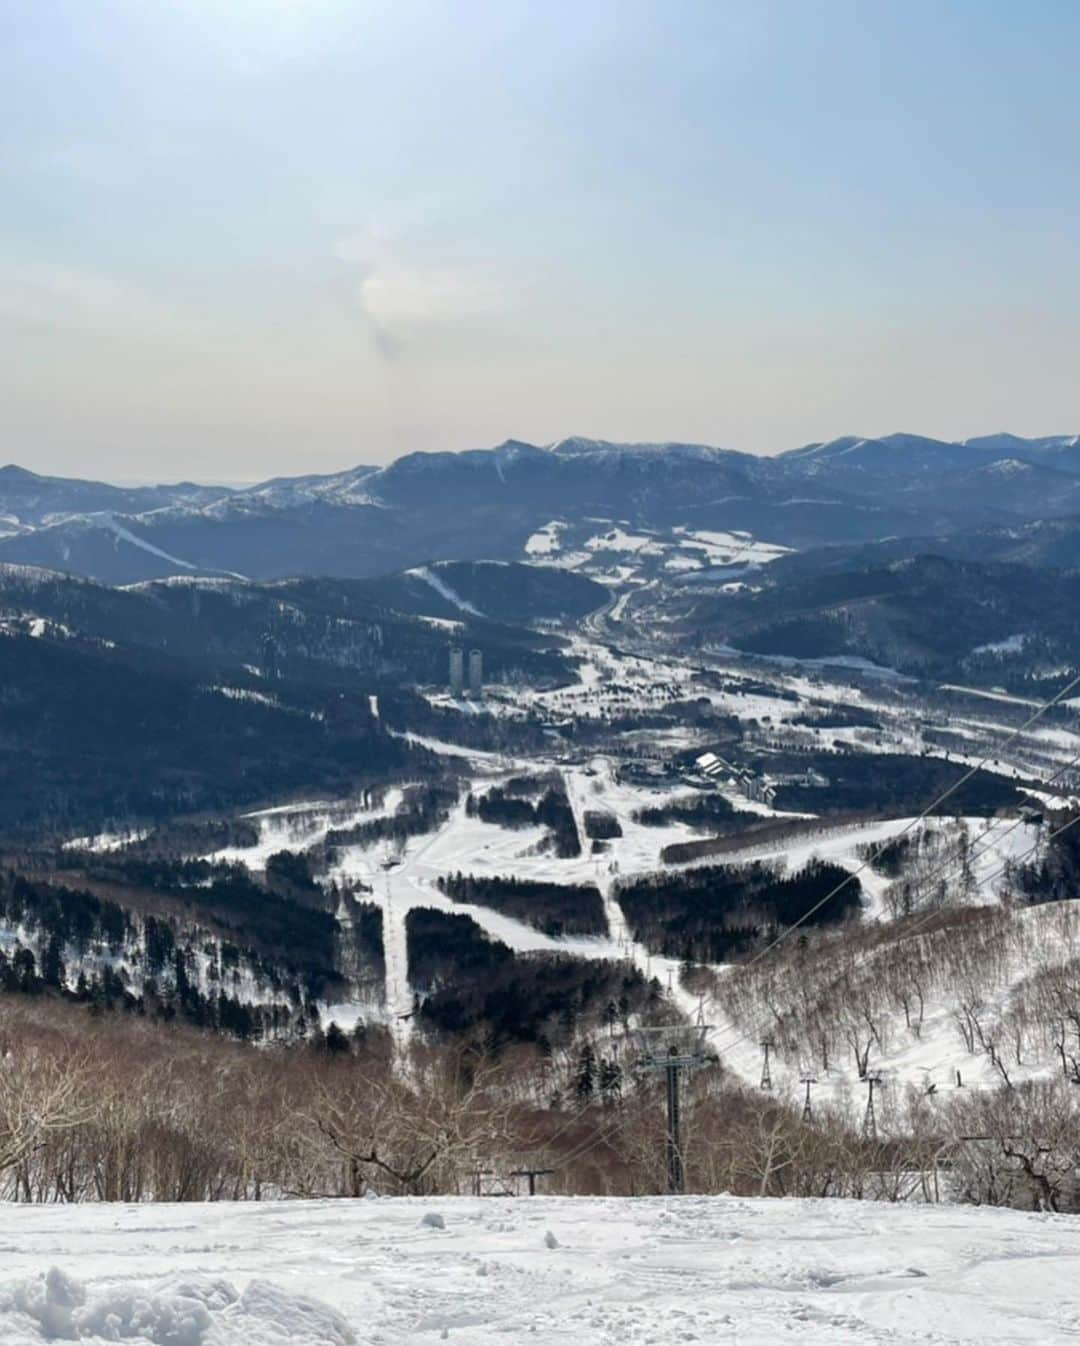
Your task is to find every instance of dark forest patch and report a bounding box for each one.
[437,873,607,938]
[617,859,861,963]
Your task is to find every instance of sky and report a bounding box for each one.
[2,0,1079,482]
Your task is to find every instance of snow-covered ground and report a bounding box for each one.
[524,520,566,555]
[470,618,1080,788]
[521,518,790,586]
[679,813,1042,917]
[324,789,628,1044]
[207,793,404,869]
[197,736,1059,1062]
[674,526,791,567]
[2,1195,1080,1344]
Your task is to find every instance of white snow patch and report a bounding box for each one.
[63,829,150,854]
[95,516,199,570]
[972,633,1029,656]
[662,552,703,572]
[408,566,483,617]
[583,527,667,557]
[524,520,566,556]
[940,684,1043,708]
[208,686,281,710]
[681,529,790,566]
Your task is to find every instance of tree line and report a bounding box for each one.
[5,989,1080,1211]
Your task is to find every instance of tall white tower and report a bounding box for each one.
[449,646,465,696]
[468,648,483,697]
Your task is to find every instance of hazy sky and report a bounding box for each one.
[3,0,1079,481]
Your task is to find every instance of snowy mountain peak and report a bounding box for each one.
[547,436,732,460]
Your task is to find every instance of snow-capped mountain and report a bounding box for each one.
[0,463,233,526]
[3,431,1079,583]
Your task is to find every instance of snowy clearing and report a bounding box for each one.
[1,1195,1079,1344]
[676,527,791,566]
[208,792,404,869]
[524,520,567,555]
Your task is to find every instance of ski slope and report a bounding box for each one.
[204,754,1055,1066]
[408,566,484,617]
[1,1195,1079,1344]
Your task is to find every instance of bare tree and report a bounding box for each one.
[0,1045,93,1195]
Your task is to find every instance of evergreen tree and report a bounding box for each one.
[42,932,65,989]
[324,1022,351,1054]
[575,1042,596,1102]
[599,1057,622,1102]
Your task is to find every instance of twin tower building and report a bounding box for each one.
[449,646,483,698]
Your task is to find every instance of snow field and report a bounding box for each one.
[524,521,567,556]
[3,1195,1080,1344]
[521,519,791,587]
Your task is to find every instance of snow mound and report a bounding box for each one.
[0,1269,355,1346]
[237,1281,356,1345]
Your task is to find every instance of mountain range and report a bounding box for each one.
[3,432,1080,584]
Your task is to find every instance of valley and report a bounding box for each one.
[4,437,1080,1220]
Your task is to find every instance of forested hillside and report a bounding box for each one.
[0,630,423,840]
[681,554,1080,687]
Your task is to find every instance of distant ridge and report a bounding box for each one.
[2,431,1078,584]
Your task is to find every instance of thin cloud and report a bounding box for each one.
[359,262,502,328]
[0,260,163,330]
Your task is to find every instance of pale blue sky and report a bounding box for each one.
[2,0,1078,479]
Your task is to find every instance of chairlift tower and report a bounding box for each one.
[759,1038,775,1091]
[632,1020,714,1194]
[800,1074,817,1123]
[862,1072,885,1141]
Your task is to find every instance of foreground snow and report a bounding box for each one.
[2,1196,1079,1343]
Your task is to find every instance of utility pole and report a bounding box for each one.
[863,1072,884,1141]
[665,1048,683,1192]
[800,1074,816,1123]
[759,1038,775,1091]
[633,1022,713,1195]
